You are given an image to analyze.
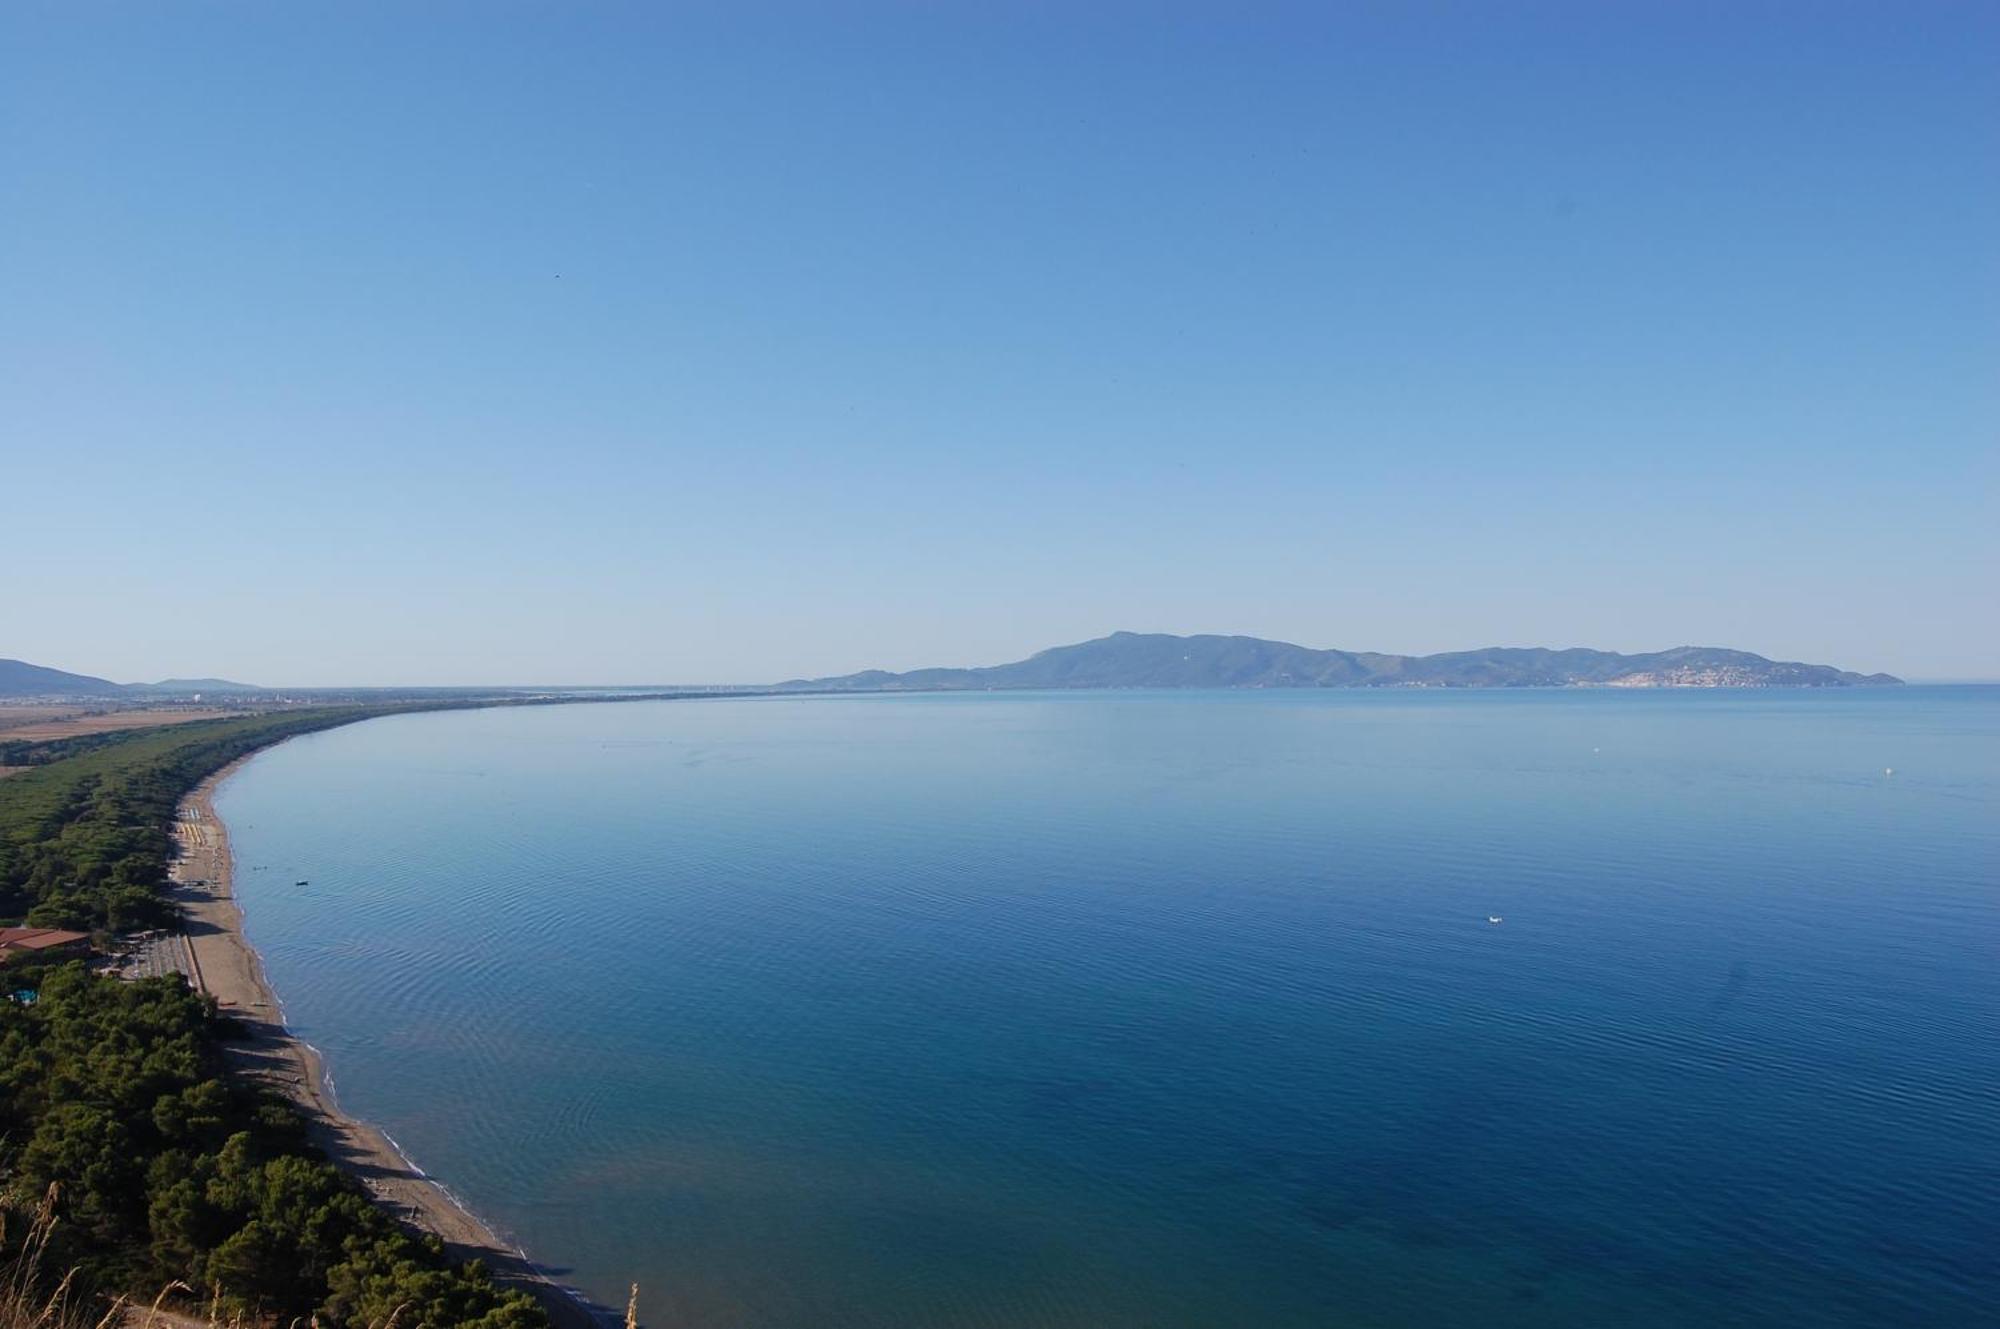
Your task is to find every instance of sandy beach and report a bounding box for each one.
[169,762,608,1329]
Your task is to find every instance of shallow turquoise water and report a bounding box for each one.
[219,690,2000,1327]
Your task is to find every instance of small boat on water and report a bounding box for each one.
[1487,915,1503,925]
[295,879,309,886]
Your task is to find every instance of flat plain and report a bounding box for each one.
[0,704,243,742]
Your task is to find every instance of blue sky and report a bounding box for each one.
[3,2,1994,684]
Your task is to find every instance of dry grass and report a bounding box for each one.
[3,1184,601,1329]
[0,1208,523,1329]
[0,1186,110,1329]
[0,710,243,744]
[3,1189,292,1329]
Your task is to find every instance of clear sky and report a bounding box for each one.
[3,2,1994,685]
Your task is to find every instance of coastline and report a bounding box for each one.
[170,759,607,1329]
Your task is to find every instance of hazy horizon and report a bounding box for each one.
[5,628,1979,692]
[5,4,1994,686]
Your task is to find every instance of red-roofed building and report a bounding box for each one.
[0,927,90,961]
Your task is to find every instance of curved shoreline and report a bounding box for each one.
[171,758,608,1329]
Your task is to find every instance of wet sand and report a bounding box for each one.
[170,760,610,1329]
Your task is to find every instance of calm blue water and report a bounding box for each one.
[218,690,2000,1327]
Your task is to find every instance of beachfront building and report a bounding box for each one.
[0,927,90,962]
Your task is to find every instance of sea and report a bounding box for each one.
[216,688,1999,1328]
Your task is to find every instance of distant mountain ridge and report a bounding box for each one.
[0,659,130,698]
[780,633,1902,691]
[128,678,265,694]
[1,639,1904,699]
[0,659,264,699]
